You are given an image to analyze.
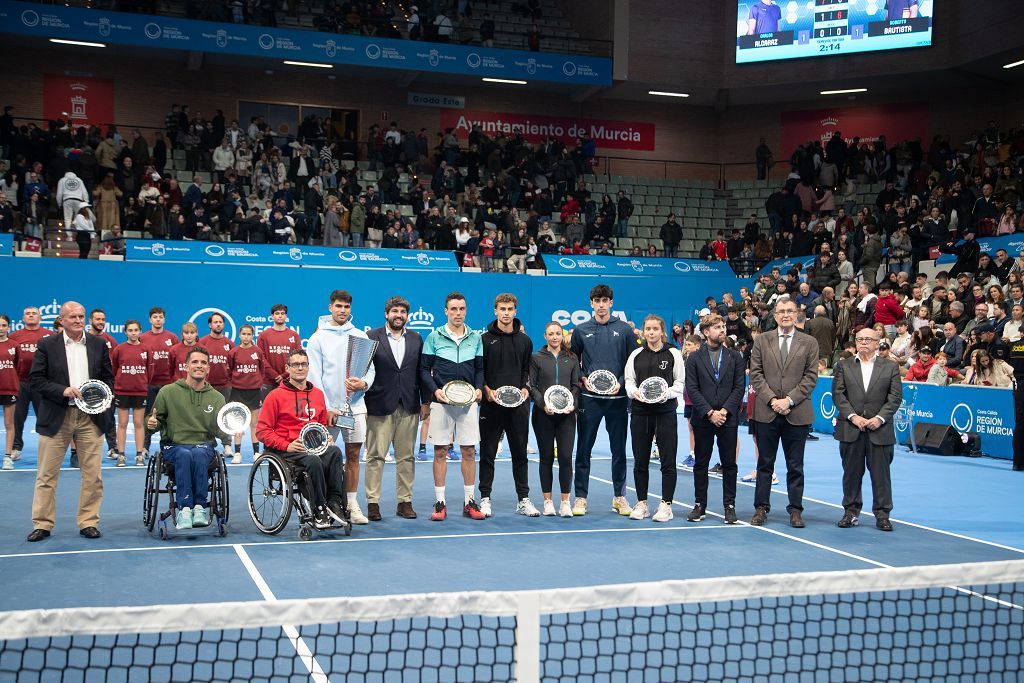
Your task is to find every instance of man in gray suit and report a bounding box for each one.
[831,327,903,531]
[749,296,819,528]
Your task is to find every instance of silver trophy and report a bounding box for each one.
[333,336,378,430]
[493,385,526,408]
[543,385,574,414]
[441,380,477,407]
[299,422,331,456]
[217,402,252,433]
[636,377,670,403]
[75,380,113,414]
[587,369,619,395]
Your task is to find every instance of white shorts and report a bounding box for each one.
[329,413,367,445]
[428,401,480,447]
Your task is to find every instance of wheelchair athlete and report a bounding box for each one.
[256,348,347,528]
[147,346,230,530]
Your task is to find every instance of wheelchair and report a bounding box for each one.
[143,448,230,539]
[247,451,352,541]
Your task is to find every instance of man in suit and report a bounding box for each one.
[27,301,114,542]
[749,296,819,527]
[364,296,426,521]
[831,327,903,531]
[684,315,746,524]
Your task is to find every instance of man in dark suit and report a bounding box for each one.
[749,296,819,528]
[364,296,426,520]
[27,301,114,542]
[684,315,746,524]
[832,328,903,531]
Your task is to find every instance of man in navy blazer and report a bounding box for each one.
[364,296,427,520]
[684,314,746,525]
[27,301,114,542]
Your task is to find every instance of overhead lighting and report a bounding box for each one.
[283,60,333,68]
[1003,58,1024,70]
[820,87,867,95]
[49,38,106,48]
[649,90,690,98]
[482,77,527,85]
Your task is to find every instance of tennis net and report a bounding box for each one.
[1,559,1021,682]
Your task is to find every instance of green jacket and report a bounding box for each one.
[151,379,228,445]
[350,203,366,234]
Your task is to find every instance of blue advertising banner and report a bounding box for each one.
[0,233,12,256]
[753,255,817,280]
[545,254,735,277]
[812,376,1012,460]
[124,239,460,271]
[0,0,611,86]
[935,234,1024,265]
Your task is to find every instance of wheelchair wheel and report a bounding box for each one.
[248,454,292,534]
[211,456,230,527]
[143,453,161,532]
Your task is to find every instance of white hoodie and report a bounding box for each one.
[307,315,375,414]
[57,172,88,205]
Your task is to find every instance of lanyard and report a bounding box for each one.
[709,347,723,382]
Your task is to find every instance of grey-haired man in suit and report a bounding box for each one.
[831,327,903,531]
[748,296,819,528]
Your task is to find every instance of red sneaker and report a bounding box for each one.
[430,501,446,521]
[463,499,486,520]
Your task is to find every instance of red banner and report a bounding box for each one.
[780,103,929,156]
[43,75,115,129]
[440,109,655,151]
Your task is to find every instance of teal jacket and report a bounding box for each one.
[421,324,484,394]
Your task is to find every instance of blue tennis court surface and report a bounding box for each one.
[2,414,1021,613]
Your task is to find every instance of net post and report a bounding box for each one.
[515,592,541,683]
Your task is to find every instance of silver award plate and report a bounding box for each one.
[637,377,670,403]
[543,385,574,414]
[75,380,113,414]
[493,385,526,408]
[442,380,477,407]
[587,369,618,395]
[299,422,331,456]
[217,402,252,433]
[335,336,379,431]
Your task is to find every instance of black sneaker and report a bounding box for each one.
[313,508,333,529]
[806,434,819,441]
[69,450,79,468]
[326,500,347,525]
[750,507,768,526]
[686,504,706,522]
[838,513,859,528]
[723,506,738,524]
[710,463,723,475]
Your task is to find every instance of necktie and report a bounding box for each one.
[780,334,790,366]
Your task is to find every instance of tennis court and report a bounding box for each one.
[1,415,1022,681]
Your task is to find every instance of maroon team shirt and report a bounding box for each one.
[141,330,180,385]
[257,327,300,385]
[229,345,265,390]
[110,342,152,396]
[199,334,235,388]
[9,327,52,380]
[0,338,20,395]
[90,330,119,353]
[170,342,197,381]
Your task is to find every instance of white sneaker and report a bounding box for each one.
[231,453,242,465]
[651,445,660,459]
[116,454,126,467]
[559,500,573,517]
[652,501,674,522]
[741,469,757,482]
[572,498,588,516]
[224,447,234,460]
[385,453,395,463]
[348,501,369,524]
[2,456,13,470]
[612,496,633,516]
[10,449,20,461]
[543,499,556,516]
[107,448,119,460]
[479,497,493,517]
[629,500,650,520]
[496,441,505,454]
[135,454,145,467]
[517,498,541,517]
[772,473,780,485]
[527,444,537,454]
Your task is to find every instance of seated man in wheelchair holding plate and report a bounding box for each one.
[256,348,347,529]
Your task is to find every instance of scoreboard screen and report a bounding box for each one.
[736,0,933,64]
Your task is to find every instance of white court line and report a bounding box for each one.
[676,463,1024,555]
[234,544,330,683]
[0,524,743,561]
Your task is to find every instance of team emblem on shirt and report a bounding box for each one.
[659,360,669,370]
[6,348,13,356]
[204,405,214,413]
[165,339,172,346]
[251,352,259,360]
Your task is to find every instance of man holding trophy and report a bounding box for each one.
[27,301,114,542]
[307,290,376,525]
[420,292,487,522]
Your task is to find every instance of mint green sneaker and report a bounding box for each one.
[175,506,193,530]
[192,505,209,528]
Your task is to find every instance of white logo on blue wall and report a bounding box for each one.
[338,250,357,262]
[288,248,303,261]
[819,391,836,419]
[205,245,226,257]
[407,307,435,331]
[216,29,227,48]
[366,44,381,59]
[21,10,40,27]
[258,34,275,50]
[144,23,162,39]
[151,243,166,256]
[950,403,973,433]
[190,308,237,342]
[557,257,577,269]
[98,17,111,36]
[673,261,691,273]
[429,50,440,67]
[416,253,430,266]
[629,260,644,273]
[325,40,336,57]
[893,400,912,433]
[562,61,577,76]
[466,53,481,68]
[526,58,537,75]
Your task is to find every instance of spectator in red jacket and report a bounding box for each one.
[903,346,936,382]
[873,282,906,338]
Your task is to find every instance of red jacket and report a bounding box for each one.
[256,380,329,452]
[904,357,935,382]
[873,294,905,325]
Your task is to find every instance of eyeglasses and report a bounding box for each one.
[287,362,309,368]
[855,337,879,343]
